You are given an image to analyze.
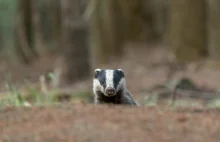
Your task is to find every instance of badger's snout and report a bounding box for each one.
[105,87,116,96]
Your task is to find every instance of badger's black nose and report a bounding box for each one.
[105,87,115,95]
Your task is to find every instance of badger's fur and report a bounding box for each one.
[92,68,139,106]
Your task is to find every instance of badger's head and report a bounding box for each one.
[93,68,126,97]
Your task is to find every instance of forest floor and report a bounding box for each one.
[1,104,220,142]
[1,43,220,141]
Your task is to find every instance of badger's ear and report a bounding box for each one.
[94,68,102,78]
[117,69,123,72]
[117,69,125,77]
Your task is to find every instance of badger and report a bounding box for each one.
[92,68,140,106]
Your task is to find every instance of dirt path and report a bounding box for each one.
[1,103,220,142]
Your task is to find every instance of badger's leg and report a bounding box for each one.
[124,91,140,106]
[94,94,101,104]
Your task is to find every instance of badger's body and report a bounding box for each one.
[92,68,139,106]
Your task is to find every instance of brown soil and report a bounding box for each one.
[1,104,220,142]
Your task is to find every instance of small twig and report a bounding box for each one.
[40,75,49,101]
[170,84,178,106]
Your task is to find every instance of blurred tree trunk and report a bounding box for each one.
[45,0,61,50]
[170,0,207,63]
[50,0,61,49]
[207,0,220,60]
[88,0,125,66]
[31,0,46,56]
[61,0,91,83]
[15,0,36,64]
[0,0,20,64]
[139,0,169,41]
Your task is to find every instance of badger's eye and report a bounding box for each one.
[99,79,105,86]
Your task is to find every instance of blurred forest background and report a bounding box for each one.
[3,1,220,141]
[1,0,220,106]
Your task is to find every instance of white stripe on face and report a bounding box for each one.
[93,78,104,94]
[105,69,114,89]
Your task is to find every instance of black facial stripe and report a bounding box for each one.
[97,70,106,89]
[113,70,124,89]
